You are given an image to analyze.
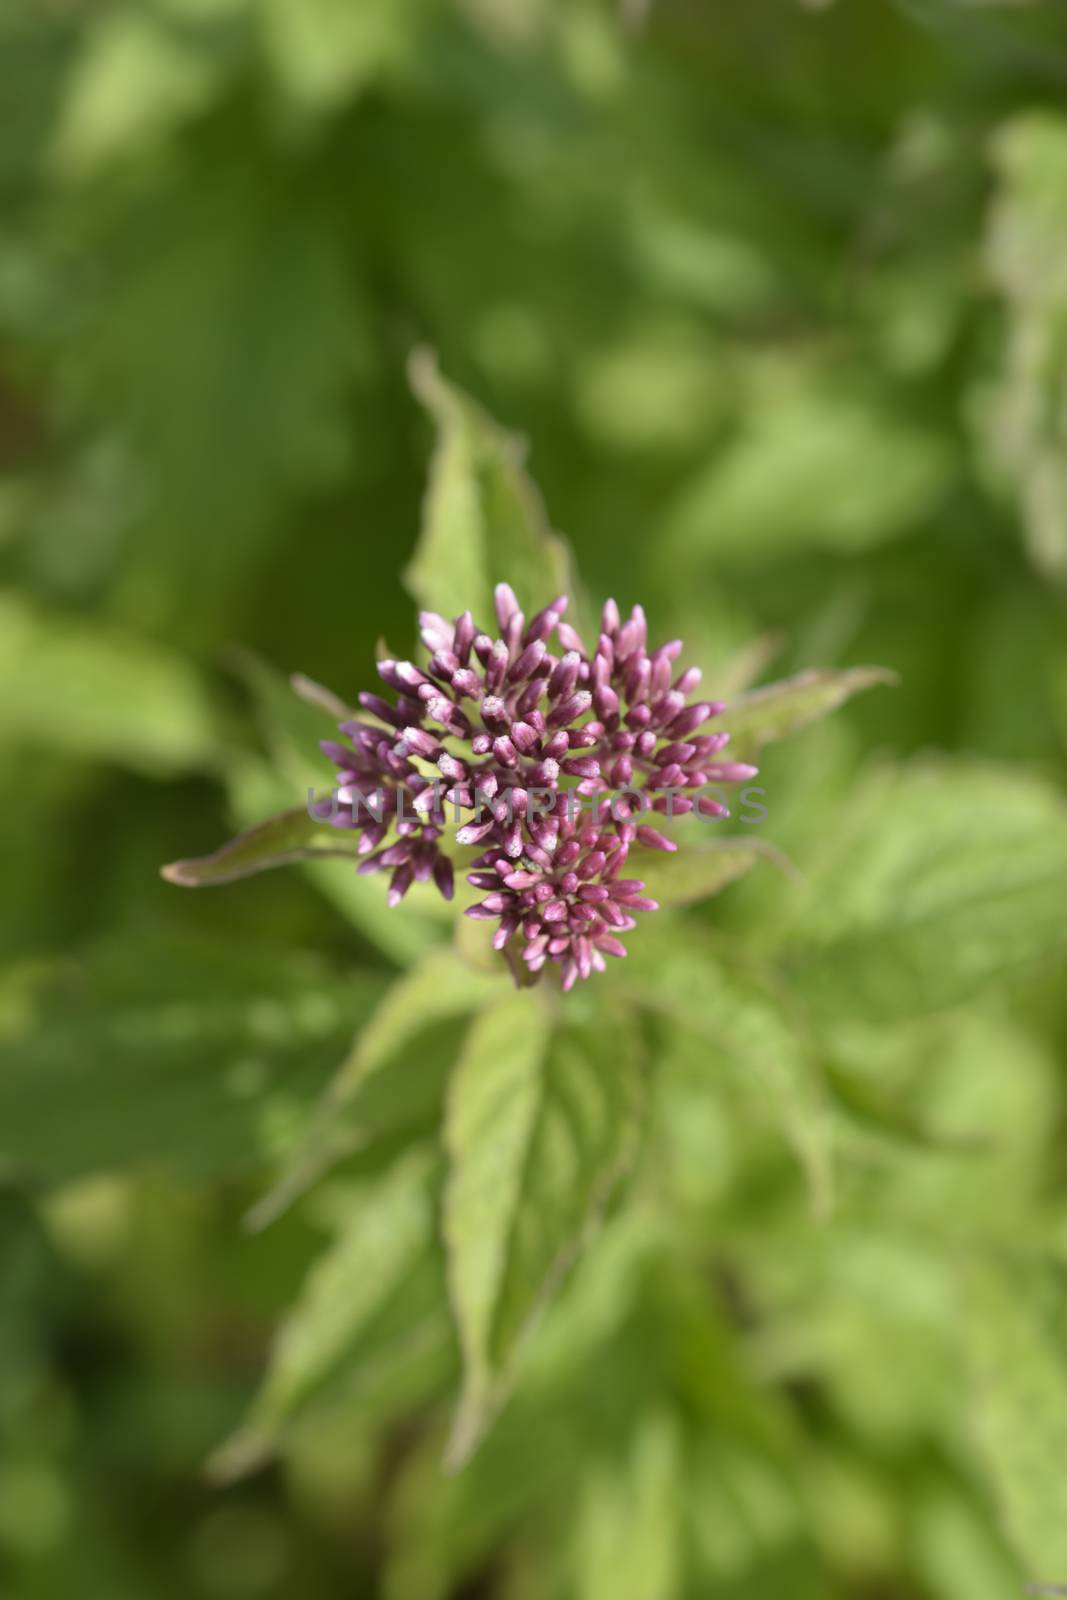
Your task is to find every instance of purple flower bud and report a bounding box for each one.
[547,690,592,728]
[636,826,677,852]
[515,678,547,717]
[431,851,454,902]
[485,639,510,692]
[456,818,497,845]
[293,588,752,982]
[453,611,476,664]
[562,756,600,779]
[509,638,547,683]
[667,700,726,738]
[703,762,759,782]
[387,862,414,908]
[525,603,562,643]
[419,611,453,653]
[593,684,619,721]
[494,582,522,630]
[548,650,582,701]
[654,741,696,767]
[438,751,469,781]
[400,727,441,759]
[358,691,405,728]
[557,621,586,653]
[529,758,560,786]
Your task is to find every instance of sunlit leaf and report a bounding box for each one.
[986,113,1067,585]
[0,934,377,1183]
[212,1152,446,1479]
[405,349,581,632]
[722,666,899,762]
[788,763,1067,1021]
[572,1410,682,1600]
[636,835,790,909]
[443,990,643,1466]
[967,1253,1067,1579]
[249,948,501,1228]
[612,936,833,1217]
[665,384,955,564]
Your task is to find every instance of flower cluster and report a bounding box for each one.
[313,586,756,989]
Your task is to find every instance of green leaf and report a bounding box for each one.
[405,348,581,632]
[249,948,502,1228]
[51,10,227,176]
[721,665,899,762]
[221,656,447,962]
[0,595,219,776]
[788,762,1067,1021]
[636,835,790,909]
[613,936,833,1217]
[986,114,1067,585]
[967,1253,1067,1578]
[0,934,378,1183]
[212,1152,447,1479]
[161,807,357,887]
[572,1411,682,1600]
[664,382,955,565]
[261,0,426,112]
[224,754,447,965]
[443,990,644,1467]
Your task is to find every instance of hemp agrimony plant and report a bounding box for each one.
[162,356,899,1470]
[178,585,760,991]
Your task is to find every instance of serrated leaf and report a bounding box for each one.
[249,948,501,1228]
[722,665,898,762]
[161,807,357,886]
[405,348,581,632]
[0,934,377,1183]
[223,744,446,966]
[212,1153,445,1479]
[443,991,643,1467]
[967,1254,1067,1579]
[636,835,790,909]
[0,594,219,776]
[224,653,453,957]
[788,763,1067,1021]
[612,936,832,1216]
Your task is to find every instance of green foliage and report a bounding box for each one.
[161,808,359,886]
[443,990,643,1466]
[3,0,1067,1596]
[968,1255,1067,1577]
[405,348,580,631]
[986,114,1067,585]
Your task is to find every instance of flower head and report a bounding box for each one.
[313,585,757,986]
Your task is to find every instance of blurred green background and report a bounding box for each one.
[4,0,1067,1596]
